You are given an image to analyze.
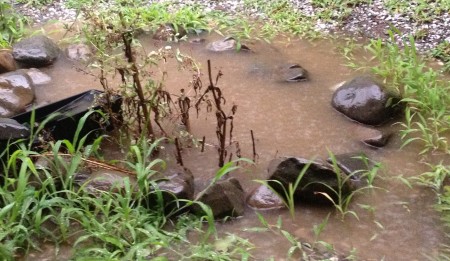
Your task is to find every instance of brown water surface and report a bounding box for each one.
[26,30,447,260]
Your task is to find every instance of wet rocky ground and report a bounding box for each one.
[13,0,450,52]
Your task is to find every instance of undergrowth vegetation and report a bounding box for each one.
[361,28,450,257]
[365,30,450,154]
[0,116,253,260]
[0,0,26,48]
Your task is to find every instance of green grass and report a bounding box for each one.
[363,30,450,154]
[360,28,450,259]
[431,40,450,72]
[0,111,253,260]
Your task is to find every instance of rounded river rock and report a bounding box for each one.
[331,76,402,125]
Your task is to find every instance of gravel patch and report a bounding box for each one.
[13,0,450,52]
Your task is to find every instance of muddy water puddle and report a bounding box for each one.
[29,31,447,260]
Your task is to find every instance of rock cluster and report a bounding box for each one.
[0,35,102,145]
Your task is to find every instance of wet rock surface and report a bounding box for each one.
[0,118,30,140]
[352,124,392,148]
[12,35,60,67]
[72,165,195,209]
[327,152,374,186]
[18,68,51,85]
[75,169,137,196]
[0,71,35,117]
[207,37,249,52]
[247,185,285,210]
[195,177,245,218]
[189,38,206,44]
[362,131,392,148]
[327,152,372,174]
[250,62,308,82]
[156,166,195,202]
[267,157,352,204]
[0,50,17,73]
[65,43,92,61]
[277,63,308,82]
[331,76,402,125]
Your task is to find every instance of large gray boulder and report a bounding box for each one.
[331,76,402,125]
[195,177,245,219]
[267,157,353,204]
[0,71,35,117]
[12,35,60,67]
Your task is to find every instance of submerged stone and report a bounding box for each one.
[249,62,308,83]
[327,152,372,175]
[195,177,245,219]
[77,169,136,196]
[352,124,392,148]
[362,131,392,148]
[18,68,51,85]
[189,38,206,44]
[66,43,92,61]
[327,152,378,187]
[331,76,403,125]
[277,63,308,82]
[73,165,194,213]
[12,35,60,67]
[206,37,250,52]
[156,166,195,202]
[247,185,285,210]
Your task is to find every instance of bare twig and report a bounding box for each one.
[201,136,206,152]
[119,12,154,138]
[32,153,136,175]
[251,130,257,162]
[174,138,184,166]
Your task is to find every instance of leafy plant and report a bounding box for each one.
[311,0,368,22]
[0,0,26,47]
[411,162,450,201]
[16,0,54,7]
[243,0,321,38]
[316,151,381,220]
[431,40,450,72]
[364,30,450,154]
[312,213,331,248]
